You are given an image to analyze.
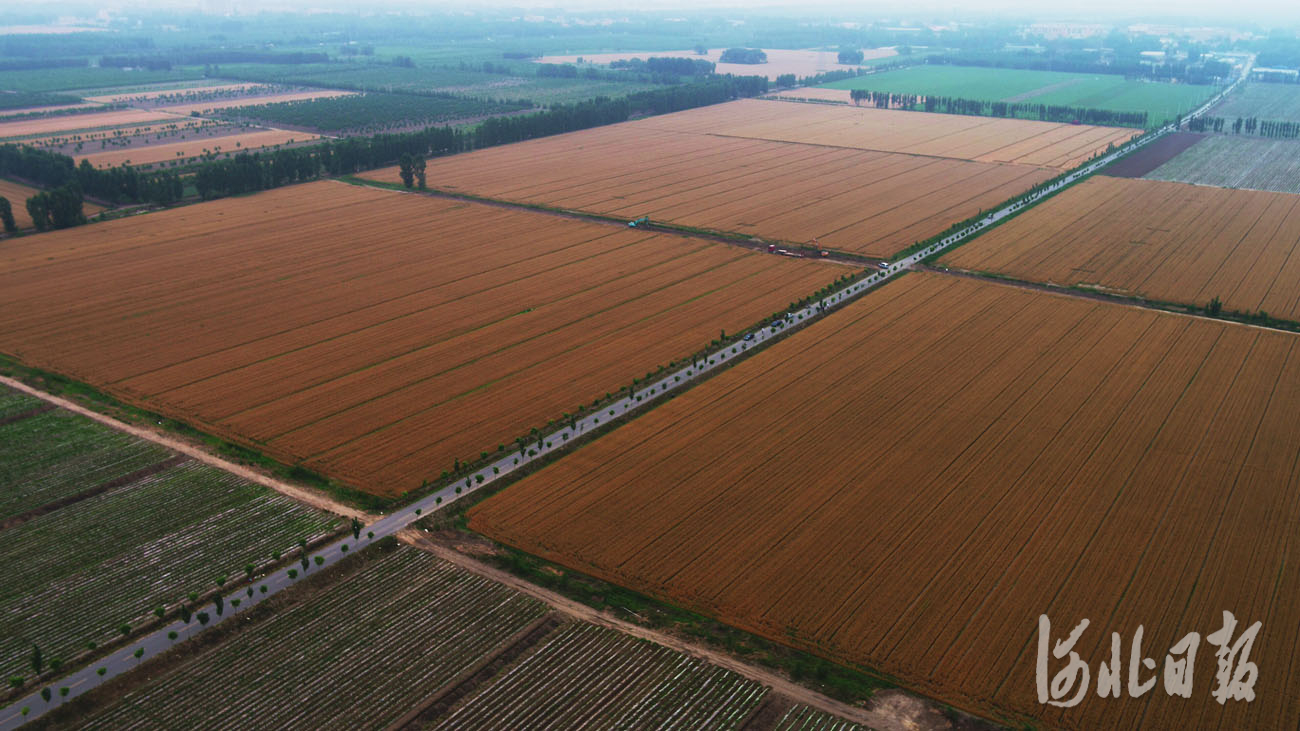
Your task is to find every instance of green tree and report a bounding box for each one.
[1207,296,1223,316]
[398,153,415,188]
[0,196,16,233]
[414,156,427,190]
[25,194,49,231]
[30,645,42,676]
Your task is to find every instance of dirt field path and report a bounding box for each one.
[0,375,373,521]
[399,529,948,731]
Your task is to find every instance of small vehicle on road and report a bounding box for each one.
[743,333,754,341]
[877,261,890,270]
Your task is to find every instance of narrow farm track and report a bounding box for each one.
[399,531,913,731]
[0,376,371,522]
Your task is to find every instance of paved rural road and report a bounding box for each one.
[0,66,1247,730]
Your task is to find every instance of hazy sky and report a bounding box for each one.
[18,0,1300,28]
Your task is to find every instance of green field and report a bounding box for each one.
[218,62,663,105]
[1211,82,1300,120]
[0,389,41,419]
[822,65,1216,121]
[775,705,867,730]
[0,405,169,518]
[432,622,768,729]
[0,66,205,93]
[1145,135,1300,194]
[215,92,530,134]
[81,547,546,730]
[0,403,338,682]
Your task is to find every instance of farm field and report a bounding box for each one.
[0,102,99,117]
[360,99,1137,256]
[428,622,768,729]
[0,108,182,140]
[77,128,321,168]
[78,546,547,730]
[0,403,168,519]
[0,387,41,419]
[82,82,270,104]
[219,63,663,104]
[0,181,846,497]
[362,123,1051,257]
[1143,135,1300,194]
[211,92,531,135]
[634,99,1138,168]
[538,47,897,80]
[941,175,1300,319]
[0,67,204,94]
[1211,82,1300,120]
[821,65,1215,121]
[775,705,866,731]
[22,117,218,151]
[0,178,104,228]
[151,89,357,116]
[0,401,338,681]
[471,271,1300,730]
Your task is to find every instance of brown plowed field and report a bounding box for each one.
[941,175,1300,320]
[360,100,1071,258]
[0,181,847,497]
[471,272,1300,731]
[78,128,320,168]
[0,109,183,139]
[633,99,1139,168]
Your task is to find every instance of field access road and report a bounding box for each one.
[0,70,1245,730]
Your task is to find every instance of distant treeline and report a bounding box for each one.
[0,144,184,207]
[1189,115,1300,138]
[609,57,715,76]
[0,58,88,72]
[848,89,1149,127]
[534,62,695,86]
[925,53,1232,85]
[0,91,83,111]
[100,51,329,69]
[719,48,767,64]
